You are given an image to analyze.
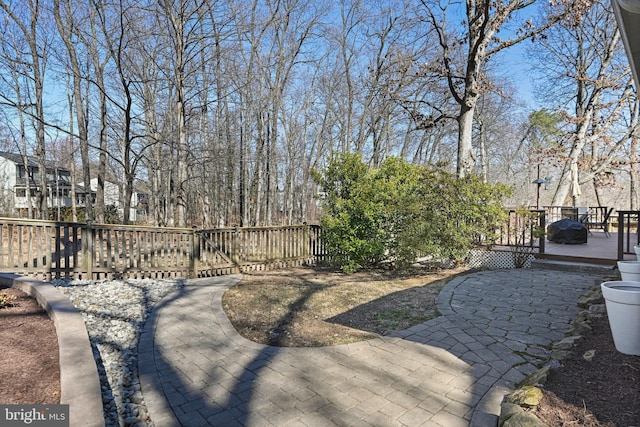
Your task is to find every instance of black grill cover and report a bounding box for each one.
[547,218,588,244]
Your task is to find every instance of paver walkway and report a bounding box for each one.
[138,268,608,426]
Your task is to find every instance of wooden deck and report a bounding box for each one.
[539,231,636,265]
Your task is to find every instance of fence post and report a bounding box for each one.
[303,222,309,259]
[191,226,200,278]
[54,225,61,280]
[233,225,240,265]
[84,220,94,279]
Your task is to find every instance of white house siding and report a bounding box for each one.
[87,178,140,222]
[0,157,16,212]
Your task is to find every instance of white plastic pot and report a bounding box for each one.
[634,245,640,262]
[617,261,640,282]
[601,281,640,356]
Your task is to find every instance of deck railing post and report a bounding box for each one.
[617,211,624,261]
[538,210,545,254]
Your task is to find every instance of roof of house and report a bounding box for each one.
[0,151,71,171]
[614,0,640,88]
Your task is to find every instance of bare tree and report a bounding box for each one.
[83,2,111,224]
[53,0,93,221]
[0,56,35,218]
[154,0,208,227]
[226,0,325,225]
[0,0,51,218]
[418,0,593,178]
[533,0,639,206]
[91,0,157,225]
[3,0,613,228]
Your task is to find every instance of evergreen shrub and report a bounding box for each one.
[314,153,510,272]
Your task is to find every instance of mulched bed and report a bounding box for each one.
[0,287,60,404]
[535,312,640,426]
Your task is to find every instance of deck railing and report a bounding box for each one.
[522,207,640,261]
[544,205,615,224]
[0,217,325,280]
[616,211,640,259]
[492,209,545,252]
[544,205,593,223]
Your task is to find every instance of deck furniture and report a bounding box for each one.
[561,207,578,221]
[560,206,590,222]
[581,207,614,237]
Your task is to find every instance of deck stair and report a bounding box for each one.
[531,258,618,274]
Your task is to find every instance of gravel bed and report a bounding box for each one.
[52,278,184,427]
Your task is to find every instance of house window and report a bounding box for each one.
[16,189,37,198]
[53,188,69,198]
[18,165,39,180]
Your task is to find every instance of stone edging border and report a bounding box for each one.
[498,284,608,427]
[0,274,104,427]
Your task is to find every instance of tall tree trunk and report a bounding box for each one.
[239,109,247,227]
[158,0,193,228]
[67,88,77,222]
[1,0,53,219]
[53,0,92,222]
[95,96,107,224]
[88,16,108,224]
[457,105,476,178]
[120,83,133,224]
[477,118,488,183]
[13,81,33,219]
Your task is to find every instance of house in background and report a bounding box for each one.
[0,151,146,223]
[85,178,147,223]
[0,151,93,217]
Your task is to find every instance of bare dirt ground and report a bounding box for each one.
[4,266,639,426]
[0,287,60,404]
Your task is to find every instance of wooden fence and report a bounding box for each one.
[0,217,325,281]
